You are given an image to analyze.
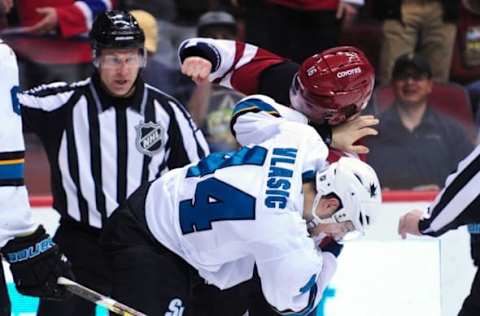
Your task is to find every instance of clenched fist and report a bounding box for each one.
[181,56,212,85]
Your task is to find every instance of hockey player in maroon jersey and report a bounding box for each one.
[178,38,379,157]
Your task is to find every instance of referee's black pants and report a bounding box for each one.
[37,219,112,316]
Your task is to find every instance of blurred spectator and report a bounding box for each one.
[118,0,176,66]
[0,0,12,25]
[197,10,237,39]
[456,0,480,118]
[374,0,460,84]
[366,53,474,190]
[1,0,111,88]
[187,10,244,152]
[240,0,365,63]
[119,0,219,68]
[451,0,480,86]
[466,81,480,125]
[130,9,179,97]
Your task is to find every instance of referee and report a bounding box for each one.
[399,144,480,316]
[18,11,209,316]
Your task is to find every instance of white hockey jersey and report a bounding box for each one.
[144,115,336,314]
[0,40,36,248]
[230,94,309,147]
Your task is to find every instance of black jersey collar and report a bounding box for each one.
[90,71,145,113]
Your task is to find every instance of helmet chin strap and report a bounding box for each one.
[307,193,342,230]
[308,194,329,229]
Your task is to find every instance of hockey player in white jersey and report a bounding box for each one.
[101,114,381,315]
[179,38,379,315]
[0,40,73,314]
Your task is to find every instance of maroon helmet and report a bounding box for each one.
[289,46,375,125]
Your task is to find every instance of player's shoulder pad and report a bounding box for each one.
[278,119,320,139]
[232,94,281,119]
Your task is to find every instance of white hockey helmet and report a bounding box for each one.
[310,157,381,238]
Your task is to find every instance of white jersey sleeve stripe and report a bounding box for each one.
[19,80,88,112]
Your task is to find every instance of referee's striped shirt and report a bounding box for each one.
[19,74,209,229]
[419,144,480,237]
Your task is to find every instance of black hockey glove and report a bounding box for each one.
[319,236,344,258]
[1,225,74,300]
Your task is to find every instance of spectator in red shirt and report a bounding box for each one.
[1,0,112,88]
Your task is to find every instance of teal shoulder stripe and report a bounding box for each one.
[0,163,24,180]
[302,170,316,183]
[232,98,281,117]
[186,146,267,177]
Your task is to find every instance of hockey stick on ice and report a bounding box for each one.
[57,277,147,316]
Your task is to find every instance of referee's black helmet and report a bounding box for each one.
[90,10,145,57]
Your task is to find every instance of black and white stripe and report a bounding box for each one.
[20,78,209,229]
[419,144,480,237]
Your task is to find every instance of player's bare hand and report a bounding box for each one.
[24,7,59,34]
[331,115,379,154]
[398,209,423,239]
[0,0,13,14]
[181,57,212,85]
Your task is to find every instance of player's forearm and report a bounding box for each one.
[276,252,337,315]
[316,251,338,294]
[178,38,286,95]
